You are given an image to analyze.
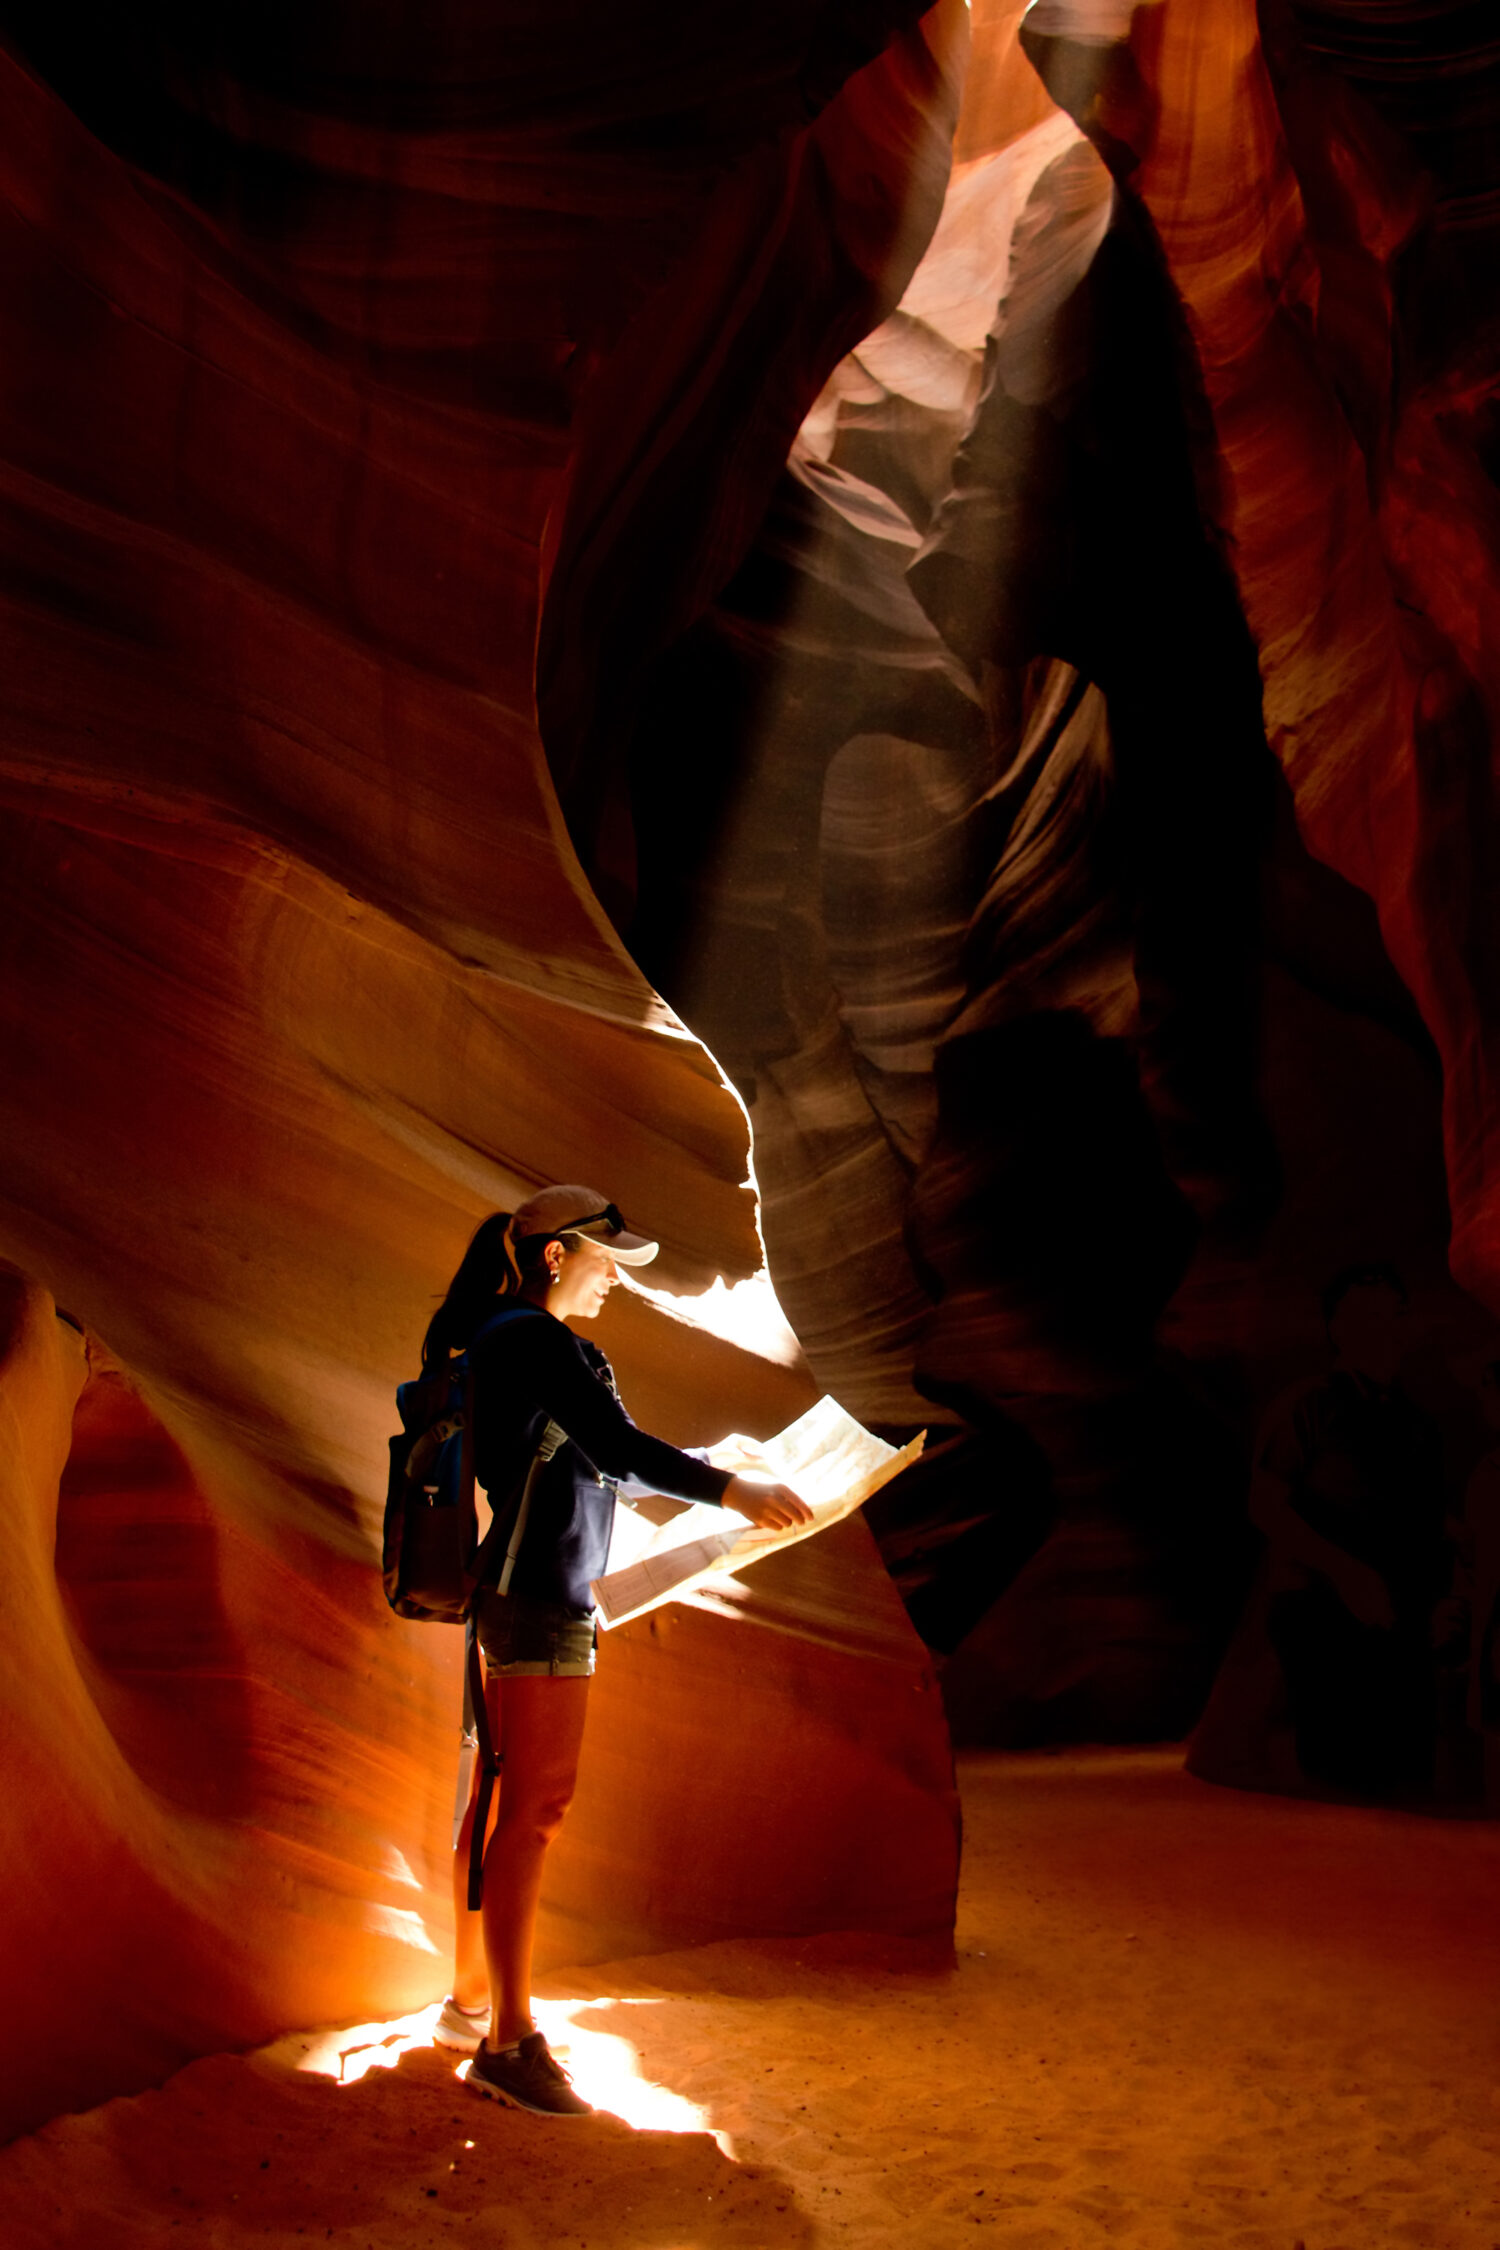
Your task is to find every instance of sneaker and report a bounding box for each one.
[433,1996,490,2052]
[464,2032,594,2117]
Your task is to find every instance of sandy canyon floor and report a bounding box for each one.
[4,1748,1498,2249]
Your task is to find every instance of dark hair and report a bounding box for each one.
[1320,1261,1408,1332]
[422,1211,547,1368]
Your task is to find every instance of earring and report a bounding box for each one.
[549,1268,560,1286]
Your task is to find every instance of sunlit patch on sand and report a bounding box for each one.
[294,1997,728,2145]
[535,1997,728,2147]
[293,2009,444,2084]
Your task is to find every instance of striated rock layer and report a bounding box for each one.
[0,6,966,2140]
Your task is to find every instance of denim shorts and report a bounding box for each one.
[473,1588,597,1678]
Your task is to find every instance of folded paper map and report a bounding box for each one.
[592,1395,925,1629]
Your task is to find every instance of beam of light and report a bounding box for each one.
[361,1903,440,1953]
[621,1268,804,1368]
[377,1844,423,1889]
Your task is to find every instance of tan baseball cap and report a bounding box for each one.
[513,1183,660,1266]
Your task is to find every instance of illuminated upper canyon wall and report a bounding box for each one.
[0,2,967,2140]
[539,0,1500,1739]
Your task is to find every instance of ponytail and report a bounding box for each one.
[421,1209,535,1368]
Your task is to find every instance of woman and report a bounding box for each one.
[425,1184,811,2116]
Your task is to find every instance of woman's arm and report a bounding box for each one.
[475,1315,812,1529]
[479,1317,728,1504]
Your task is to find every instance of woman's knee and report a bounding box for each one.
[496,1774,577,1846]
[537,1778,581,1840]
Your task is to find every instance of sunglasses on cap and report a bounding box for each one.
[560,1204,625,1238]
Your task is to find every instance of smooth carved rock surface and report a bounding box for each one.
[1,1280,439,2138]
[601,87,1262,1692]
[586,4,1497,1735]
[0,7,965,2139]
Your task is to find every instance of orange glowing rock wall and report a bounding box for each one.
[0,5,967,2141]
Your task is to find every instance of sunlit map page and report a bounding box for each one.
[593,1396,925,1629]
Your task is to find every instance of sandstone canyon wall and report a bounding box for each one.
[0,2,967,2140]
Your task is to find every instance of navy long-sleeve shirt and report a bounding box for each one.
[469,1303,732,1615]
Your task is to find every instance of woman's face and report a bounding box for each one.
[548,1234,619,1321]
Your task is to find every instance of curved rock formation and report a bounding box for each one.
[558,2,1498,1746]
[2,1277,440,2136]
[0,6,966,2139]
[571,86,1260,1725]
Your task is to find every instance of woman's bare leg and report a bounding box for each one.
[450,1672,502,2012]
[481,1675,590,2047]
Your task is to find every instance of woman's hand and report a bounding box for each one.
[724,1475,814,1531]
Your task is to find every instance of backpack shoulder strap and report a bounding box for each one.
[494,1417,567,1595]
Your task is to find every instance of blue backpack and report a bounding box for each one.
[381,1303,559,1622]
